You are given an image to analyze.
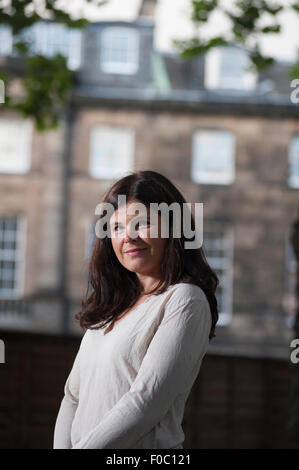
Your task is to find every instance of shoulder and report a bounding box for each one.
[164,282,211,320]
[160,282,212,331]
[168,282,208,305]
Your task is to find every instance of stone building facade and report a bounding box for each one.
[0,9,299,360]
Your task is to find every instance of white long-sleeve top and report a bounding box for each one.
[53,282,212,449]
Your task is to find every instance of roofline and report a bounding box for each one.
[83,18,154,28]
[72,86,299,118]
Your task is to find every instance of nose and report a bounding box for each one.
[123,224,139,242]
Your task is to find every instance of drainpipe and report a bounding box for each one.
[59,95,74,334]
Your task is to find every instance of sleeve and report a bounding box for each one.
[72,288,212,449]
[53,334,84,449]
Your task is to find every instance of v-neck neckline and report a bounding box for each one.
[103,295,154,336]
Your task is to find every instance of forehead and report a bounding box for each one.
[110,201,150,222]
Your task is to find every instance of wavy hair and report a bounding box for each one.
[76,170,219,340]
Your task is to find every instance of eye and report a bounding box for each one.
[137,219,150,228]
[113,224,124,232]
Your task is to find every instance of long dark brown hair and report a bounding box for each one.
[76,170,219,340]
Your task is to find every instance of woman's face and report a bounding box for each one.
[110,199,167,278]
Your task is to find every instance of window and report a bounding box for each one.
[283,231,297,328]
[0,25,13,56]
[89,125,134,179]
[0,216,26,299]
[288,136,299,188]
[205,46,257,91]
[202,225,234,325]
[0,22,82,70]
[33,21,82,70]
[0,119,32,174]
[191,129,235,185]
[100,27,139,74]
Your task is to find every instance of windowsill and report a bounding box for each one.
[287,183,299,190]
[100,64,139,76]
[191,179,235,186]
[0,170,31,175]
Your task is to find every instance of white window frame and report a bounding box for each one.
[0,119,32,174]
[0,22,82,70]
[0,215,27,299]
[33,21,82,70]
[0,25,13,56]
[100,27,139,75]
[202,224,234,326]
[204,46,257,91]
[191,129,235,185]
[88,125,135,180]
[288,136,299,189]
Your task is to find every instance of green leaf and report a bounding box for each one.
[191,0,219,23]
[0,0,109,131]
[249,47,275,71]
[13,53,74,130]
[260,24,281,34]
[13,40,30,56]
[174,36,227,60]
[261,1,284,15]
[289,59,299,81]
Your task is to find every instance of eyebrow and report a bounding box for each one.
[111,216,151,227]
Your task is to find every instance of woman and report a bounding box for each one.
[53,170,219,449]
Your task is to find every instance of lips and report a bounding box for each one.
[125,248,147,255]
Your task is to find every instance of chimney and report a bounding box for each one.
[138,0,157,18]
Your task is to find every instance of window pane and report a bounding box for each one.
[0,22,81,69]
[0,25,13,55]
[100,27,139,74]
[191,129,235,184]
[0,216,22,298]
[205,46,256,90]
[0,120,32,174]
[89,125,134,179]
[202,225,234,325]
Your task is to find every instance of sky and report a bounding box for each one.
[66,0,299,62]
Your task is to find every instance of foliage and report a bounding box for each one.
[0,0,107,130]
[174,1,299,78]
[1,1,299,130]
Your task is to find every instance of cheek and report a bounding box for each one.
[111,237,121,256]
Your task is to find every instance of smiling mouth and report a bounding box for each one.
[125,248,147,255]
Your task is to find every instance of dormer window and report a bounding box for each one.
[204,46,257,91]
[100,27,139,75]
[0,22,82,70]
[32,21,82,70]
[0,25,13,56]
